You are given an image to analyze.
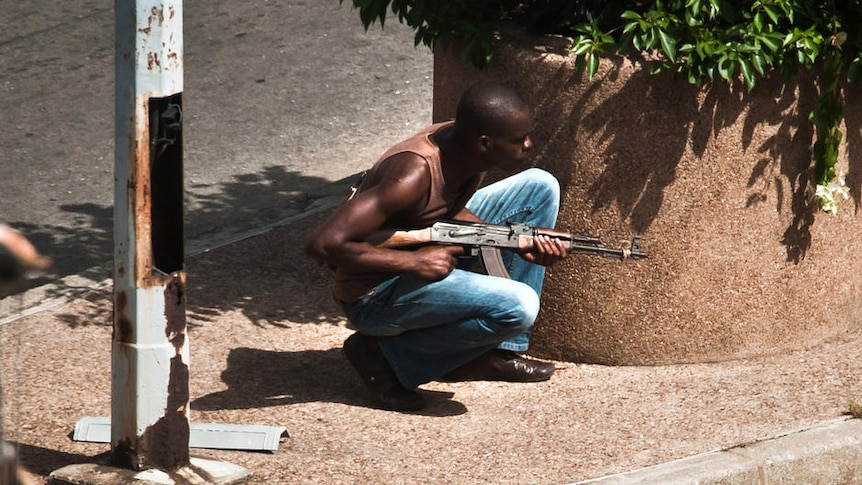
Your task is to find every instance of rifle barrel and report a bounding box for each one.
[569,243,648,260]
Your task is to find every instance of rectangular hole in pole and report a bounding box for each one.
[149,94,184,274]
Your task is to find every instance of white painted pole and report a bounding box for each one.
[113,0,189,471]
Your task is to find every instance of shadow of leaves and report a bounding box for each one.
[526,58,850,263]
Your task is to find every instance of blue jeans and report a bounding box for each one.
[343,168,561,388]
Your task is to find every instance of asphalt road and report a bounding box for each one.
[0,0,432,294]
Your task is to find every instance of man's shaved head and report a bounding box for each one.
[454,82,529,142]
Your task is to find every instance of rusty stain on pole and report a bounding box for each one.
[113,0,188,471]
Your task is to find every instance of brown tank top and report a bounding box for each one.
[334,121,484,303]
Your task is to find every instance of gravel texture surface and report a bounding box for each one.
[6,1,860,484]
[2,212,860,484]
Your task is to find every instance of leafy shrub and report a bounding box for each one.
[344,0,862,213]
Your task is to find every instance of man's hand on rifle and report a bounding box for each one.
[411,245,465,281]
[518,234,568,267]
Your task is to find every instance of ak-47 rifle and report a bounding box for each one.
[370,220,646,278]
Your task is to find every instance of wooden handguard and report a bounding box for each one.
[366,227,433,248]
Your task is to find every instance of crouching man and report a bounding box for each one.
[306,82,568,411]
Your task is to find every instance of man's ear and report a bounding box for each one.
[477,134,491,153]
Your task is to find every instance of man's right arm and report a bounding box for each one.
[304,154,464,281]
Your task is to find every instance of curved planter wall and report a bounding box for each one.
[433,30,862,365]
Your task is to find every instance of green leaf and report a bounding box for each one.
[639,19,651,33]
[760,35,781,52]
[751,52,767,75]
[739,58,756,90]
[685,9,696,26]
[803,38,820,63]
[647,28,659,50]
[718,55,736,80]
[658,29,678,62]
[570,39,592,56]
[763,5,779,23]
[587,54,600,79]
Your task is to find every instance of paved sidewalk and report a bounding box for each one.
[2,1,861,482]
[2,208,861,484]
[575,418,862,484]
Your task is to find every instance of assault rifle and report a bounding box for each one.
[370,220,646,278]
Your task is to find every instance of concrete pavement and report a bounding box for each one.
[575,418,862,484]
[3,204,858,485]
[1,0,860,483]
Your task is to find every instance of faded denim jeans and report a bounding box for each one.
[342,168,560,388]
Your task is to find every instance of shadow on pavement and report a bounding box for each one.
[192,347,467,417]
[12,442,106,478]
[3,167,352,303]
[44,205,347,331]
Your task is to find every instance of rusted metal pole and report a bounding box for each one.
[113,0,188,471]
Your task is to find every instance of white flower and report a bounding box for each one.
[816,173,849,215]
[829,171,850,200]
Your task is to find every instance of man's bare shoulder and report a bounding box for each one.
[370,151,431,191]
[360,152,432,216]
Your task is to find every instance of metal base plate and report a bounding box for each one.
[73,416,287,452]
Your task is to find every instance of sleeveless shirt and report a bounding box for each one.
[334,121,484,303]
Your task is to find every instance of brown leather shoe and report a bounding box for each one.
[441,349,555,383]
[342,332,425,411]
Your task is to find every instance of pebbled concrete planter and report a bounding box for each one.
[433,28,862,365]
